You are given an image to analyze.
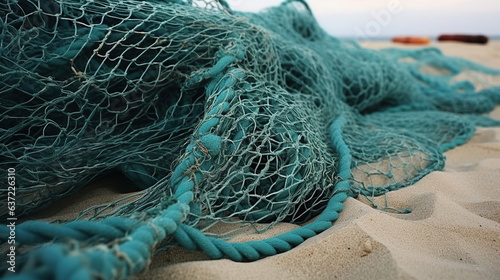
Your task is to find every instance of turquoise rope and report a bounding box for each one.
[0,217,138,246]
[169,116,351,261]
[3,203,188,280]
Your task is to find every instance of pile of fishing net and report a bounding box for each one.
[1,0,499,278]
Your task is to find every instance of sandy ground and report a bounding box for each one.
[28,41,500,280]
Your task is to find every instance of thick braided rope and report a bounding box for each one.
[153,38,351,260]
[0,217,138,246]
[170,116,351,261]
[163,35,352,260]
[3,203,188,280]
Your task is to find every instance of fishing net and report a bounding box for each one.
[1,0,499,278]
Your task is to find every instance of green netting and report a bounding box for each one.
[1,0,500,278]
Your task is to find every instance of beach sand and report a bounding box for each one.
[31,41,500,280]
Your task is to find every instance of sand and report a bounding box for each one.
[30,41,500,279]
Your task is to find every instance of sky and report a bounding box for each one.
[225,0,500,38]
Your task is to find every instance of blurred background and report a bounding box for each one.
[225,0,500,40]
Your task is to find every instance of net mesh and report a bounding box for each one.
[1,0,499,278]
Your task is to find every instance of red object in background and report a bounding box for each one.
[392,36,431,45]
[437,34,489,44]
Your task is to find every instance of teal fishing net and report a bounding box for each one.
[1,0,500,278]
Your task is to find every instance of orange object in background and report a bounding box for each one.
[437,34,489,44]
[392,36,431,45]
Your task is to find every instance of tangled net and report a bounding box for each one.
[1,0,499,278]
